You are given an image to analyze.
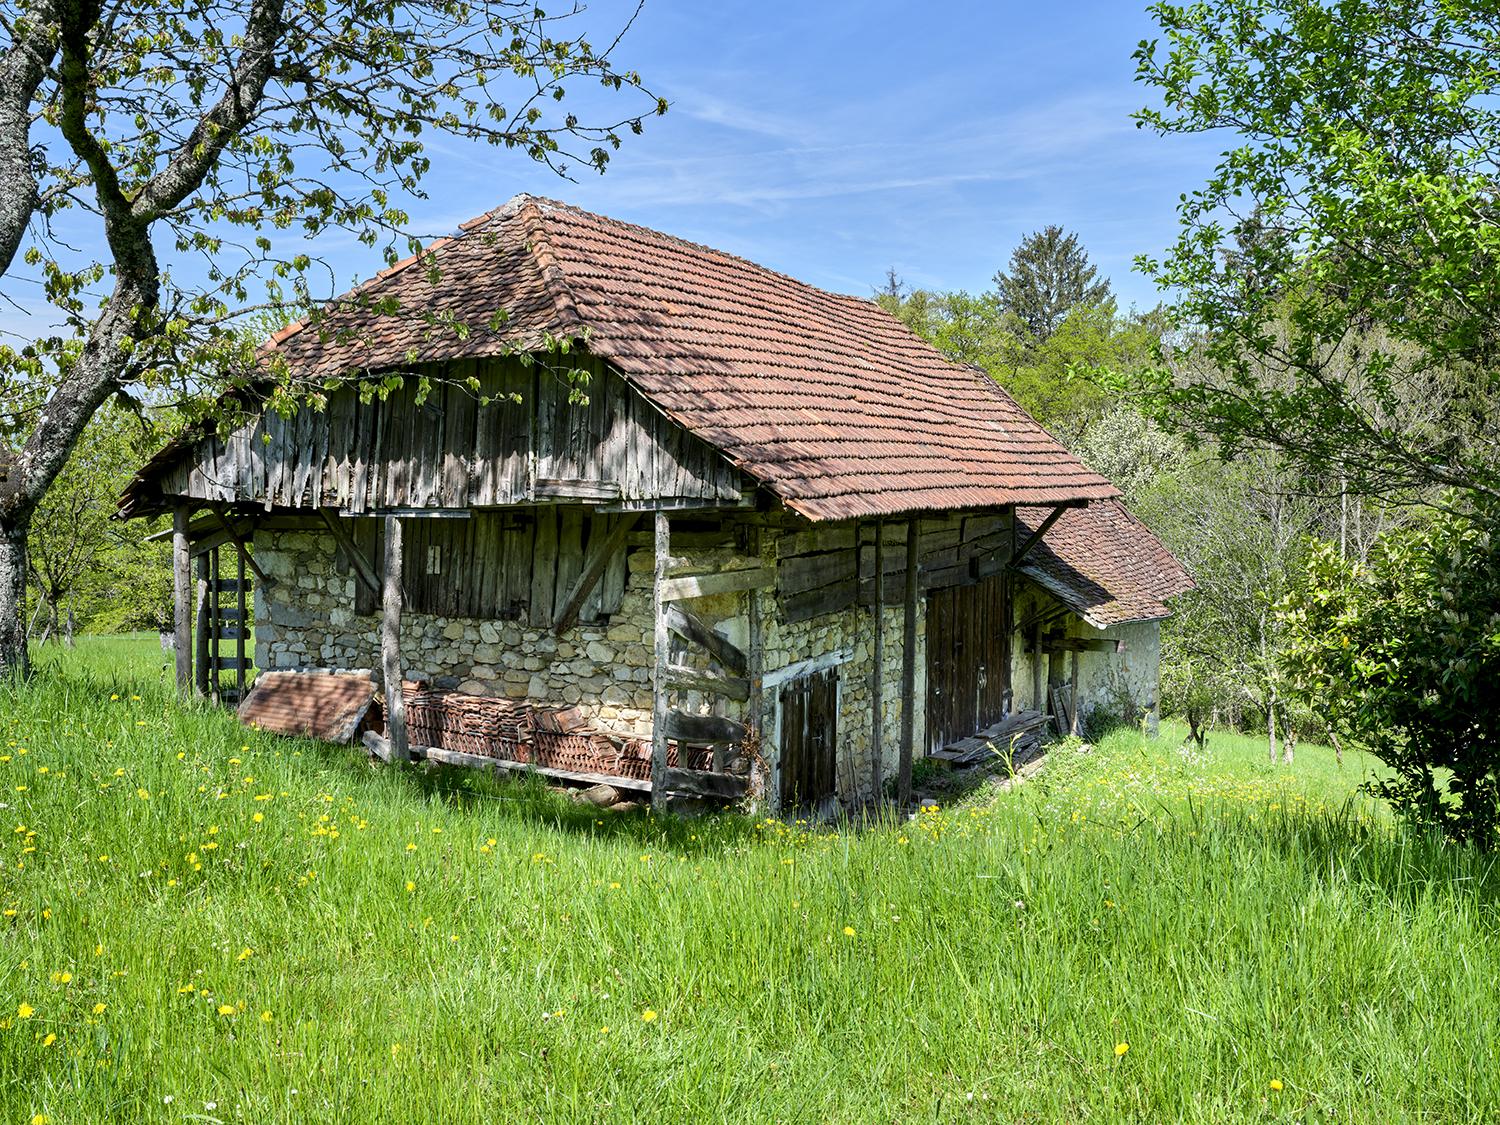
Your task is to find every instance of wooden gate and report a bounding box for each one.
[779,668,838,808]
[925,573,1010,753]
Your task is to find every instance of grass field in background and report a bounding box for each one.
[3,636,1498,1122]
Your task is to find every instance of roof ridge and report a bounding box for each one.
[513,198,591,338]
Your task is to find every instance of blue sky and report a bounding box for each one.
[0,0,1226,343]
[399,0,1223,311]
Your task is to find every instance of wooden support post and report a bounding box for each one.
[194,552,210,698]
[209,547,221,705]
[651,511,671,811]
[172,506,193,694]
[870,518,885,804]
[236,545,247,699]
[1069,650,1081,736]
[897,518,919,809]
[318,508,381,599]
[1032,621,1044,717]
[381,514,409,762]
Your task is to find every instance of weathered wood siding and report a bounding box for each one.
[775,510,1013,624]
[156,354,745,511]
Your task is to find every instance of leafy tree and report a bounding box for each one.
[1134,450,1318,758]
[0,0,663,677]
[993,225,1113,342]
[1134,0,1500,503]
[26,405,171,641]
[1280,498,1500,846]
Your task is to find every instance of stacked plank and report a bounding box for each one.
[929,710,1051,769]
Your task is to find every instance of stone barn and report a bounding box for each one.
[120,196,1191,811]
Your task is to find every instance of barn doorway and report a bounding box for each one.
[925,573,1011,753]
[778,668,838,809]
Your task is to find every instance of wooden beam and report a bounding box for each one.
[318,508,381,599]
[552,512,640,634]
[1025,637,1125,655]
[172,506,193,695]
[208,507,273,588]
[664,662,751,702]
[870,518,885,802]
[381,515,409,762]
[664,605,748,675]
[1010,504,1067,567]
[651,512,671,812]
[658,566,773,602]
[898,518,919,809]
[663,710,749,745]
[360,731,654,792]
[662,767,747,800]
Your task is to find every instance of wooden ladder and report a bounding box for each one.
[195,545,251,706]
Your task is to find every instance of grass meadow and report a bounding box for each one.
[3,636,1499,1122]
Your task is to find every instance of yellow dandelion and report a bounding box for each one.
[1114,1042,1129,1057]
[17,1002,34,1019]
[217,1004,235,1017]
[405,842,416,852]
[260,1010,273,1023]
[252,812,264,823]
[92,1002,106,1015]
[641,1009,658,1023]
[1270,1079,1284,1092]
[136,787,150,800]
[405,880,416,893]
[237,947,253,962]
[843,926,856,937]
[32,1114,49,1125]
[41,1033,56,1046]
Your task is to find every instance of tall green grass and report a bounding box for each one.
[2,637,1498,1122]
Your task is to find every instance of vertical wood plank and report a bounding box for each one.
[529,507,558,626]
[172,506,193,694]
[552,507,584,621]
[898,518,919,809]
[382,515,409,762]
[651,511,671,812]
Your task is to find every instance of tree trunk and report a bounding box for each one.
[65,603,75,648]
[1283,725,1296,765]
[0,515,30,677]
[1267,700,1278,765]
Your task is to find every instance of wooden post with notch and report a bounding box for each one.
[172,505,193,695]
[381,514,409,762]
[650,511,671,811]
[897,517,919,809]
[870,518,885,804]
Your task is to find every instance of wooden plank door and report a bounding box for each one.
[925,573,1011,752]
[779,668,838,808]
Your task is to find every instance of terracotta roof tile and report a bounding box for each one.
[1015,500,1194,627]
[265,195,1120,521]
[238,670,377,743]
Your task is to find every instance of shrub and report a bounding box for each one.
[1279,497,1500,846]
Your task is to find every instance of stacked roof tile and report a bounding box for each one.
[263,194,1120,521]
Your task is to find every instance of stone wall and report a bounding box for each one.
[253,520,1159,806]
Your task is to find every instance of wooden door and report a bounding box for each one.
[925,574,1010,752]
[779,668,838,808]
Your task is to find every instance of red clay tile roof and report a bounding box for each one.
[262,195,1119,521]
[1015,500,1194,627]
